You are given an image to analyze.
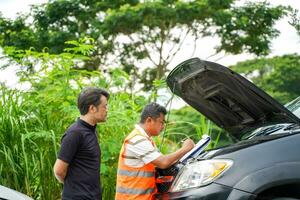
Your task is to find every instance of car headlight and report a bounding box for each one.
[170,159,233,192]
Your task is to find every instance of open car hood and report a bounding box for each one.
[166,58,300,139]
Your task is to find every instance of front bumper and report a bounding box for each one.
[158,183,256,200]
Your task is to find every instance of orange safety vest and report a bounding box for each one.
[115,128,157,200]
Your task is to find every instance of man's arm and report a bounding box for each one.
[53,159,69,183]
[152,139,194,169]
[54,131,81,183]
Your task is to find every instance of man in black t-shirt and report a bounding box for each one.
[53,87,109,200]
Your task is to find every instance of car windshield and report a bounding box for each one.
[242,96,300,140]
[285,96,300,118]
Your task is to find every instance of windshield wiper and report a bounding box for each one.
[283,123,300,131]
[244,124,285,139]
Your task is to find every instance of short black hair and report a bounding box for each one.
[140,102,167,123]
[77,87,110,115]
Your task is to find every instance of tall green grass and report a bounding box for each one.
[0,85,146,199]
[0,41,143,199]
[0,85,227,199]
[0,87,61,199]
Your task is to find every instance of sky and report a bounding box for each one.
[0,0,48,19]
[0,0,299,107]
[0,0,48,89]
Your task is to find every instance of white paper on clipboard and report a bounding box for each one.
[179,135,211,164]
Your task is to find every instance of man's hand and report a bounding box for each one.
[53,159,69,183]
[181,138,195,153]
[152,138,195,169]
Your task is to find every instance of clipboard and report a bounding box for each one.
[179,135,211,164]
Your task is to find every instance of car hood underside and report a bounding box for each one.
[166,58,300,139]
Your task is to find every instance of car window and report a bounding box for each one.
[285,96,300,119]
[291,107,300,118]
[241,96,300,140]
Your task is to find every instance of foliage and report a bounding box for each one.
[213,1,286,55]
[290,9,300,36]
[0,0,288,91]
[162,106,233,150]
[0,86,61,199]
[231,54,300,104]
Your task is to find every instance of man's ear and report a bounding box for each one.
[88,105,95,113]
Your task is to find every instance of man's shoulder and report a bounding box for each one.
[127,137,149,149]
[126,129,150,144]
[69,118,96,132]
[124,129,161,167]
[62,121,83,138]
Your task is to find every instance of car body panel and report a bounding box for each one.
[233,162,300,194]
[212,133,300,190]
[164,127,300,200]
[162,182,255,200]
[166,58,300,139]
[0,185,33,200]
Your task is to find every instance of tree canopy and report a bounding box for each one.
[290,9,300,37]
[230,54,300,104]
[0,0,288,91]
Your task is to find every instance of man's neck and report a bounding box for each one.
[138,123,152,137]
[80,115,96,126]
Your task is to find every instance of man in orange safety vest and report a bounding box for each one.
[115,102,195,200]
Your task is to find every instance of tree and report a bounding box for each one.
[0,0,287,91]
[230,54,300,104]
[0,0,138,70]
[290,9,300,36]
[102,0,287,90]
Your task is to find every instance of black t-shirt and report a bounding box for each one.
[58,118,101,200]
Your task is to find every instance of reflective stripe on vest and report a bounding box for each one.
[116,186,155,195]
[115,129,157,200]
[118,169,155,177]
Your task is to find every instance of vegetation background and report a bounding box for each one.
[0,0,299,199]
